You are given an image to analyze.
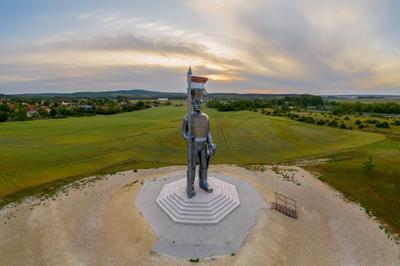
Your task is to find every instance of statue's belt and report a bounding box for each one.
[194,137,207,142]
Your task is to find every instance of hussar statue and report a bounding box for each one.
[182,67,217,198]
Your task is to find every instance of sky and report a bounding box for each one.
[1,0,400,95]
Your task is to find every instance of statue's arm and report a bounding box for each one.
[207,119,217,151]
[182,115,191,141]
[207,129,213,145]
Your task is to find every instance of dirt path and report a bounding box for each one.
[0,165,399,266]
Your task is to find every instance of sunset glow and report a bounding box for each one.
[1,1,400,94]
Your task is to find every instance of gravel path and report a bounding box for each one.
[0,165,399,265]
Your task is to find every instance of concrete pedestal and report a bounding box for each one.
[135,173,267,259]
[156,177,240,224]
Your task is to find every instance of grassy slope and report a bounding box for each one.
[269,111,400,235]
[304,135,400,237]
[0,106,383,198]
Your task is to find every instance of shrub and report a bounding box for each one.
[358,124,365,129]
[363,157,375,174]
[340,123,347,129]
[328,120,338,127]
[316,119,325,125]
[355,119,362,125]
[392,120,400,126]
[365,119,379,124]
[376,121,390,128]
[304,116,315,124]
[344,116,350,120]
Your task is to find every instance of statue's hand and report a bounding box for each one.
[183,132,193,142]
[210,143,217,152]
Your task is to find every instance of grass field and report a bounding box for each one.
[291,110,400,139]
[0,106,383,197]
[2,105,400,237]
[288,111,400,236]
[305,138,400,238]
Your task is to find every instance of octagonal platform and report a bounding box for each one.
[135,173,267,259]
[156,177,240,224]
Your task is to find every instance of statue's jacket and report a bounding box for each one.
[183,112,210,142]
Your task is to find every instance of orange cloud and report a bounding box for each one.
[245,88,292,94]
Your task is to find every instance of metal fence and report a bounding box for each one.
[271,192,297,219]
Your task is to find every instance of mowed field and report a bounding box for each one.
[4,105,400,237]
[0,106,383,198]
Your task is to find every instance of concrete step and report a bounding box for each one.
[156,177,241,224]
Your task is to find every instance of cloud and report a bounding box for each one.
[1,1,400,94]
[187,0,400,92]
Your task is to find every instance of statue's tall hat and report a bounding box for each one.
[188,71,208,101]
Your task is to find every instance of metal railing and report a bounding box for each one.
[272,192,297,219]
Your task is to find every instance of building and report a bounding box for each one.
[26,109,39,118]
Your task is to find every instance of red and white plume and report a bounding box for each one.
[190,76,208,89]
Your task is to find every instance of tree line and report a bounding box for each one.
[207,95,400,116]
[0,98,162,122]
[206,95,324,112]
[330,101,400,115]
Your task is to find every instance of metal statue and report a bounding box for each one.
[182,67,217,198]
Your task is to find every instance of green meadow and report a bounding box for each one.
[305,138,400,237]
[0,106,382,196]
[1,105,399,236]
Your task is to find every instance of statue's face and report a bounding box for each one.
[193,99,202,112]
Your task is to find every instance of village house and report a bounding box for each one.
[26,109,39,118]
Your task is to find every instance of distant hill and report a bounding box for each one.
[5,89,186,100]
[5,89,399,100]
[3,89,297,100]
[323,95,400,99]
[208,93,296,99]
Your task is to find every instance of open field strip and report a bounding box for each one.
[3,105,400,237]
[0,106,383,197]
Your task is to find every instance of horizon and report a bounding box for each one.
[1,1,400,95]
[3,88,400,97]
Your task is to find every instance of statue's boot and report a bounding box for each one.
[199,170,213,193]
[187,169,196,198]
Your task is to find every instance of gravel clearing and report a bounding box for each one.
[0,165,399,265]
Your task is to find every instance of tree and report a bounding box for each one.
[135,100,145,109]
[363,157,375,175]
[50,108,58,118]
[0,112,7,122]
[0,103,9,112]
[328,120,338,127]
[376,121,390,128]
[14,104,27,121]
